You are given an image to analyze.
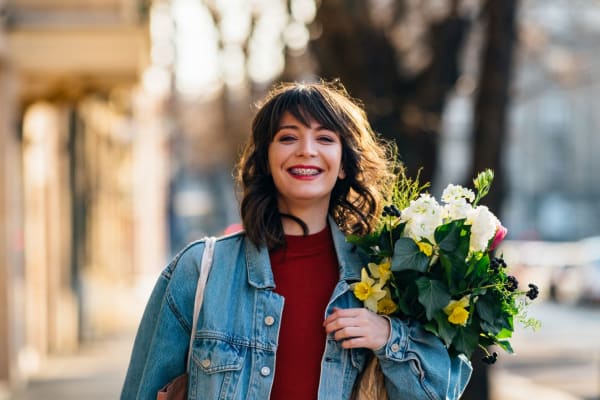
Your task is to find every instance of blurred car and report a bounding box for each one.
[548,265,585,304]
[579,259,600,304]
[548,260,600,305]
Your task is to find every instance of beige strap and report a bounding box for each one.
[186,237,216,371]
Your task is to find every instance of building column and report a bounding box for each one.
[131,86,169,287]
[22,101,78,359]
[0,56,25,390]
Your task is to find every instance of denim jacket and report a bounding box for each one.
[121,221,472,400]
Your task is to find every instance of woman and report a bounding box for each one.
[121,81,472,399]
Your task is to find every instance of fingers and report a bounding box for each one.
[323,308,365,332]
[323,307,358,325]
[338,336,372,349]
[323,307,390,350]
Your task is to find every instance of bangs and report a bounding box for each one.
[267,86,345,137]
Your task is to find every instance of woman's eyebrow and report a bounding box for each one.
[277,122,333,132]
[277,124,300,131]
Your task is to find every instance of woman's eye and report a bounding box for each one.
[278,135,296,143]
[318,135,336,143]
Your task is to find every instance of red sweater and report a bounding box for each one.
[269,227,339,400]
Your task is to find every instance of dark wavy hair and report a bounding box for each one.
[236,81,393,250]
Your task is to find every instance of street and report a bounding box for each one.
[491,301,600,400]
[5,302,600,400]
[6,335,132,400]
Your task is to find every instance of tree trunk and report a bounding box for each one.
[469,0,518,215]
[463,1,518,399]
[311,0,469,184]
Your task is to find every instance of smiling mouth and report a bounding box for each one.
[288,167,322,176]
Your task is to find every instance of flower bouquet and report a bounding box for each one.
[348,170,539,363]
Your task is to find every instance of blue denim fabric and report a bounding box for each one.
[121,219,472,400]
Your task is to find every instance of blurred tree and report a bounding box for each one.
[310,0,471,183]
[462,1,518,396]
[469,0,518,215]
[309,0,520,399]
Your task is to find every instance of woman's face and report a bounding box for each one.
[268,111,345,214]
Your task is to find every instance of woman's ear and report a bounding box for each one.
[338,166,346,179]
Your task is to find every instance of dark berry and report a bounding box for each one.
[490,258,500,273]
[382,205,391,217]
[526,283,539,300]
[490,257,507,272]
[482,352,498,365]
[389,204,401,217]
[490,257,508,273]
[506,275,519,292]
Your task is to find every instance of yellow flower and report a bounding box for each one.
[417,241,433,257]
[353,268,387,312]
[367,260,392,284]
[353,268,375,301]
[377,298,398,315]
[443,295,470,326]
[377,290,398,315]
[447,307,469,326]
[378,261,392,283]
[364,283,387,312]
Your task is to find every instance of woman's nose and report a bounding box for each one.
[296,137,317,157]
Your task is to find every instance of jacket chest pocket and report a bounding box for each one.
[189,338,247,399]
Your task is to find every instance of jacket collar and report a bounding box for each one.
[244,215,364,289]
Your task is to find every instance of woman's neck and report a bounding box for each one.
[278,204,329,236]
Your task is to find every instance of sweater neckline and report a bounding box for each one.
[279,225,333,256]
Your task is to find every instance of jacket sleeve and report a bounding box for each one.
[373,317,472,400]
[120,243,203,400]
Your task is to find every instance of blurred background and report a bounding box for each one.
[0,0,599,399]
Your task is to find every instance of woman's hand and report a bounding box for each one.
[323,307,390,350]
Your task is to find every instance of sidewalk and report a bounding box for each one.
[5,319,593,400]
[491,369,583,400]
[8,334,134,400]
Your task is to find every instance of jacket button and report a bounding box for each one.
[201,359,211,368]
[264,316,275,326]
[391,343,400,352]
[260,366,271,376]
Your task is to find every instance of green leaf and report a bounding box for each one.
[478,335,496,348]
[435,220,471,262]
[451,324,480,358]
[416,278,451,320]
[496,325,514,339]
[496,339,514,354]
[372,220,405,256]
[433,312,458,347]
[346,232,381,253]
[423,321,439,337]
[468,254,489,282]
[435,220,464,253]
[438,253,469,294]
[391,238,430,272]
[476,295,500,325]
[378,226,394,255]
[477,294,513,336]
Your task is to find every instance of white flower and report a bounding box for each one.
[441,184,475,204]
[401,194,443,242]
[466,205,500,253]
[443,201,473,221]
[441,184,476,221]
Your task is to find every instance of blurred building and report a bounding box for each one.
[505,0,600,241]
[438,0,600,242]
[0,1,318,393]
[0,0,173,393]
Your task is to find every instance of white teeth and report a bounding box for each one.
[290,168,320,176]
